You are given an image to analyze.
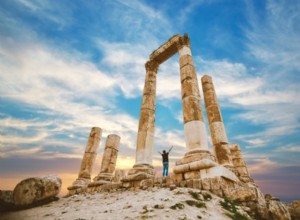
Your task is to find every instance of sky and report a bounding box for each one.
[0,0,299,202]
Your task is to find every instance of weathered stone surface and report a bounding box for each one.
[140,179,154,190]
[184,171,200,180]
[226,186,257,202]
[13,175,61,206]
[113,169,126,182]
[266,197,291,220]
[202,178,211,190]
[78,127,102,179]
[288,200,300,220]
[94,134,120,183]
[214,142,232,166]
[0,190,14,211]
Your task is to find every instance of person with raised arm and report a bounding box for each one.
[158,146,173,176]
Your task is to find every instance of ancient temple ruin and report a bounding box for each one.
[67,34,292,220]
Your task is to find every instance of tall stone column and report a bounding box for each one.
[173,34,216,175]
[201,75,233,167]
[93,134,120,183]
[122,60,158,182]
[178,35,209,154]
[68,127,102,191]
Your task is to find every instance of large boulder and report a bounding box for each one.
[13,175,61,206]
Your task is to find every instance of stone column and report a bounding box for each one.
[178,35,209,154]
[201,75,233,167]
[68,127,102,191]
[173,34,216,176]
[93,134,120,183]
[122,60,158,182]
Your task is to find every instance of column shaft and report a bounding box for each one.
[94,134,120,181]
[201,75,232,166]
[78,127,102,179]
[135,60,158,165]
[178,39,208,153]
[68,127,102,191]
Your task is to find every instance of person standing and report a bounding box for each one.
[158,146,173,176]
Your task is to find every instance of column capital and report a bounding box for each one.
[176,33,190,50]
[145,60,159,72]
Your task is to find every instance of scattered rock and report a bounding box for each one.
[13,175,61,206]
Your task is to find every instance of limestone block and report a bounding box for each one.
[236,166,250,176]
[229,143,240,152]
[193,179,201,189]
[205,165,239,182]
[202,178,211,190]
[186,179,194,188]
[219,177,235,189]
[181,78,200,99]
[179,181,187,187]
[85,127,102,152]
[145,69,157,82]
[143,80,156,95]
[175,151,215,165]
[205,105,222,124]
[210,177,221,190]
[128,165,155,176]
[184,120,208,150]
[68,177,91,190]
[184,171,200,180]
[182,96,204,123]
[121,173,153,182]
[173,164,190,174]
[140,179,153,190]
[203,91,218,107]
[214,142,232,166]
[210,122,228,145]
[232,158,246,167]
[138,109,155,132]
[211,189,223,197]
[78,153,97,179]
[135,131,154,165]
[200,169,208,179]
[228,186,257,202]
[13,175,61,206]
[113,169,126,182]
[179,54,193,68]
[141,94,156,111]
[180,64,196,81]
[122,182,132,188]
[172,173,184,183]
[189,159,217,171]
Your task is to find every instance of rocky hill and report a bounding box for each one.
[1,187,254,220]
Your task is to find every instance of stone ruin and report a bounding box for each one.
[67,34,293,220]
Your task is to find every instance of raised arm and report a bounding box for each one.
[168,146,173,153]
[158,151,162,155]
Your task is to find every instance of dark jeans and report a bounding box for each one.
[163,162,169,176]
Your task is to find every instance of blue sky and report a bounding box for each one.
[0,0,299,202]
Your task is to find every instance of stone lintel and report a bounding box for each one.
[149,33,190,65]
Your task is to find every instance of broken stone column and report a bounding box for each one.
[93,134,120,183]
[173,34,216,176]
[123,60,158,183]
[201,75,233,168]
[68,127,102,191]
[229,143,253,183]
[13,175,61,206]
